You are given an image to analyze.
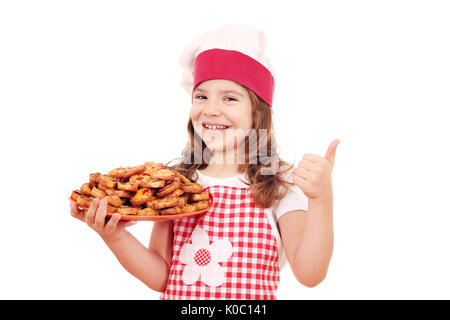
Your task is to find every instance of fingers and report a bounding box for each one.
[105,213,121,233]
[303,139,340,165]
[70,202,85,222]
[297,159,315,172]
[294,166,313,180]
[93,198,108,228]
[73,198,136,235]
[325,139,340,167]
[105,214,136,232]
[120,220,137,229]
[85,198,100,226]
[293,174,307,190]
[302,153,323,163]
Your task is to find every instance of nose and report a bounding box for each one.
[202,100,221,117]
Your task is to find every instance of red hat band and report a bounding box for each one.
[193,48,274,107]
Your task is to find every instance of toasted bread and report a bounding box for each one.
[164,188,185,199]
[117,206,139,215]
[109,165,145,179]
[193,200,209,211]
[76,194,93,208]
[71,190,82,202]
[89,172,102,184]
[181,204,196,213]
[151,196,185,209]
[99,175,117,189]
[140,178,165,188]
[152,169,177,181]
[160,207,182,215]
[117,181,139,192]
[72,162,210,218]
[105,195,124,207]
[90,187,106,199]
[144,162,166,170]
[156,180,181,198]
[181,183,203,194]
[80,183,92,196]
[138,207,159,216]
[130,188,154,207]
[105,189,131,198]
[190,192,209,201]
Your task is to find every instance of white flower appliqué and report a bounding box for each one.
[179,226,233,287]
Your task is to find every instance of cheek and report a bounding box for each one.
[230,111,252,130]
[190,106,204,137]
[190,106,201,121]
[236,103,253,129]
[243,115,253,130]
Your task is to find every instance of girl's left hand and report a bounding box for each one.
[293,139,340,202]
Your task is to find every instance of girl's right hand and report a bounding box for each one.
[70,198,136,242]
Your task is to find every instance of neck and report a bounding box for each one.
[200,150,241,178]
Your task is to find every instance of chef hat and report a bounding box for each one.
[178,24,276,107]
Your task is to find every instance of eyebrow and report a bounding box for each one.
[194,88,245,98]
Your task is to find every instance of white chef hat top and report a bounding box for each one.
[178,24,276,106]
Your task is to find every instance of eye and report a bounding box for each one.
[194,95,237,101]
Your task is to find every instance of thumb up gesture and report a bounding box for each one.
[293,139,340,202]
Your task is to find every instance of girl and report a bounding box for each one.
[70,24,339,299]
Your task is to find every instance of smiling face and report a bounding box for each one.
[190,79,253,156]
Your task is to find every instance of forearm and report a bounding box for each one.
[102,230,169,292]
[294,197,334,286]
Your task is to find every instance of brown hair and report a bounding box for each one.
[167,87,295,209]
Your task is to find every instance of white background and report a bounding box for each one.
[1,0,449,299]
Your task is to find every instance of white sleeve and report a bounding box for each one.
[273,169,309,220]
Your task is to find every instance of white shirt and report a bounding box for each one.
[195,169,308,268]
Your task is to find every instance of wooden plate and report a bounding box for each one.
[69,194,212,221]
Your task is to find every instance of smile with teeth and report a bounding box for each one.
[203,123,230,130]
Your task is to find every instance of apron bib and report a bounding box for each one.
[161,185,280,300]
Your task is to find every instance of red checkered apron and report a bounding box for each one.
[160,185,280,300]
